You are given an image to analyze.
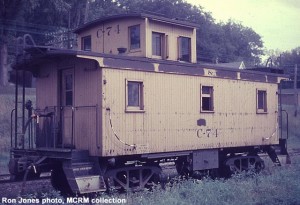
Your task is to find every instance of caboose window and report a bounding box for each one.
[257,90,267,113]
[64,72,73,106]
[152,32,163,56]
[82,35,91,51]
[129,25,140,50]
[201,86,214,112]
[178,36,191,62]
[126,80,144,112]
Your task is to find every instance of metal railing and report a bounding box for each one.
[11,104,100,150]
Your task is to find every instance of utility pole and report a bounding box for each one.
[294,64,298,116]
[67,11,71,49]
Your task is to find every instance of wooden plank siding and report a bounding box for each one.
[34,54,281,157]
[36,64,58,108]
[76,15,196,63]
[101,67,279,157]
[77,18,146,57]
[73,58,101,156]
[147,20,196,62]
[35,58,102,156]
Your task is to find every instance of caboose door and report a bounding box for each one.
[60,69,74,147]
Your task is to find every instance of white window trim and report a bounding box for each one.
[256,89,268,114]
[200,84,214,113]
[82,35,91,51]
[151,32,165,59]
[128,25,141,52]
[177,36,191,62]
[125,79,145,113]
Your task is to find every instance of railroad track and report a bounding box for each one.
[0,173,51,184]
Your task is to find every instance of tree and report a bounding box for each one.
[0,0,73,86]
[0,0,266,85]
[115,0,217,62]
[87,0,123,22]
[264,49,282,67]
[217,21,263,64]
[265,47,300,67]
[114,0,264,64]
[0,0,24,86]
[281,47,300,66]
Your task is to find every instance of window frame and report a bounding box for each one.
[200,85,214,113]
[128,25,141,51]
[152,32,164,58]
[125,79,145,113]
[62,69,74,107]
[256,89,268,114]
[81,35,91,51]
[178,36,191,62]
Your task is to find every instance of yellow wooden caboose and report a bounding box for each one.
[10,13,288,194]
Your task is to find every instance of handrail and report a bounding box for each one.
[279,80,289,140]
[71,106,74,150]
[17,105,100,150]
[10,109,15,148]
[35,106,57,149]
[281,109,289,139]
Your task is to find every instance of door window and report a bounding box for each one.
[62,70,73,106]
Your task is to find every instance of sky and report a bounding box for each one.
[186,0,300,52]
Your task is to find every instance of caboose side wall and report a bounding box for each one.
[146,20,196,62]
[35,63,59,147]
[76,17,196,62]
[100,67,279,157]
[35,57,102,156]
[36,64,58,108]
[77,18,146,56]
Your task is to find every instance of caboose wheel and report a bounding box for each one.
[224,154,265,175]
[104,165,161,191]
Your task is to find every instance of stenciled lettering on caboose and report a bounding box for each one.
[97,24,120,38]
[204,68,217,77]
[196,128,219,138]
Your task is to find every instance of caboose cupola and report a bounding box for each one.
[74,13,198,63]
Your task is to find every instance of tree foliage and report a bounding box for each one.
[264,47,300,67]
[280,47,300,66]
[0,0,25,86]
[0,0,267,86]
[111,0,263,64]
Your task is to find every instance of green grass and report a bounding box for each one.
[126,158,300,205]
[18,157,300,205]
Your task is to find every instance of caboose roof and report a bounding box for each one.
[74,13,199,34]
[14,46,287,84]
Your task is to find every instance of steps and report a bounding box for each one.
[62,150,106,194]
[266,146,281,166]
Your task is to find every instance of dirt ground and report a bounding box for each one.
[0,178,55,198]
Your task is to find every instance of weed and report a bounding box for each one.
[126,160,300,205]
